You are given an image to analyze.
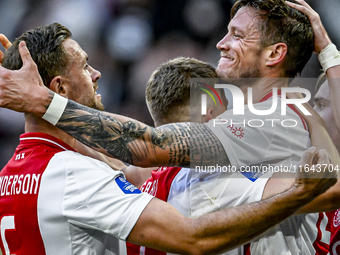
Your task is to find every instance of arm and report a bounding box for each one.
[73,139,127,171]
[286,0,340,133]
[76,140,155,187]
[56,102,229,167]
[0,42,229,168]
[122,165,156,188]
[127,148,337,255]
[283,0,340,213]
[263,102,340,213]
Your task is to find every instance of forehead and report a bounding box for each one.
[62,38,87,63]
[229,7,260,32]
[315,81,330,100]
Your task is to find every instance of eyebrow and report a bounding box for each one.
[227,25,244,33]
[314,97,330,103]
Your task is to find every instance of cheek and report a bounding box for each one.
[322,112,340,141]
[319,110,332,124]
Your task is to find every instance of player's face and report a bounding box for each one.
[216,7,265,79]
[314,81,340,152]
[61,39,104,111]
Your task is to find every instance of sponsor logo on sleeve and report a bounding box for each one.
[115,176,141,194]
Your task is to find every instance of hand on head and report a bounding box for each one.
[285,0,332,54]
[0,41,49,115]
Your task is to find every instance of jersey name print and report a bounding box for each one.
[0,132,153,255]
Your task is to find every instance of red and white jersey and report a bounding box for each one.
[127,92,326,255]
[0,132,153,255]
[327,209,340,254]
[126,166,182,255]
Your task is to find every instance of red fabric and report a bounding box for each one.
[127,167,182,255]
[0,133,74,255]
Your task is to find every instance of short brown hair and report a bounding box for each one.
[145,57,220,125]
[2,23,72,87]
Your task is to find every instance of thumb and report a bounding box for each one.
[18,41,45,87]
[18,41,35,68]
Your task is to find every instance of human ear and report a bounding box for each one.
[49,76,67,97]
[265,43,288,67]
[203,108,215,123]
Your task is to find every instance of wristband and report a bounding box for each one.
[42,93,68,125]
[318,43,340,71]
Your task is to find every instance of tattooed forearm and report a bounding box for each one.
[189,123,230,167]
[56,100,229,167]
[157,123,191,166]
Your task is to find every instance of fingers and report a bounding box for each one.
[299,146,317,166]
[313,149,332,165]
[285,0,315,16]
[0,34,12,50]
[0,50,3,64]
[0,34,11,65]
[286,0,331,53]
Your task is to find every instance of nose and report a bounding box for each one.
[216,33,231,51]
[89,65,101,82]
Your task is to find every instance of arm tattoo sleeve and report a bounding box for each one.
[56,100,230,167]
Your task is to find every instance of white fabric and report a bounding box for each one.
[318,43,340,72]
[42,93,68,125]
[167,169,270,255]
[205,96,310,170]
[38,148,153,254]
[168,97,322,255]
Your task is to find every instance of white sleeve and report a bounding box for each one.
[56,151,153,240]
[205,100,311,169]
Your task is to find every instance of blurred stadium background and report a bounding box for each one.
[0,0,339,168]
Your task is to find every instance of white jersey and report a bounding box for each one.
[169,93,328,255]
[207,92,310,171]
[0,132,153,255]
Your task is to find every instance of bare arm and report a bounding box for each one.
[73,139,127,171]
[121,165,156,188]
[0,41,229,168]
[127,148,336,255]
[286,0,340,133]
[56,100,229,167]
[263,103,340,213]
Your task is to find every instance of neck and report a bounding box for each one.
[25,114,77,148]
[239,78,289,104]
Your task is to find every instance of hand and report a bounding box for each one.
[0,41,50,115]
[285,0,332,54]
[0,33,12,64]
[294,147,337,198]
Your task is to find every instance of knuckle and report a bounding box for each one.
[1,70,10,80]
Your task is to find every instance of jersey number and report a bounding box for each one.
[0,215,15,255]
